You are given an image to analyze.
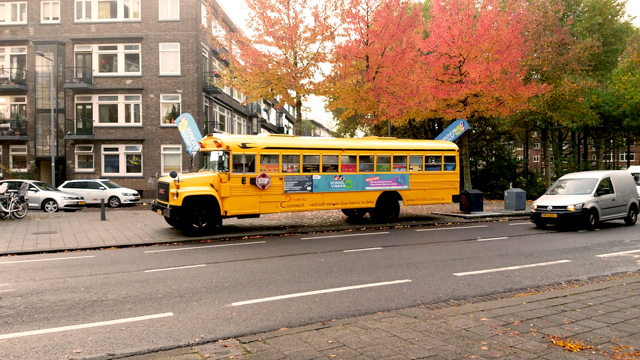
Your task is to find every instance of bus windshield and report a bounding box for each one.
[201,150,229,172]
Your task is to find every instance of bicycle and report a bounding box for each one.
[0,182,29,220]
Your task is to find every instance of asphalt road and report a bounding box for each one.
[1,219,640,359]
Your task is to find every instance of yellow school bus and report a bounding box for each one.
[152,133,459,234]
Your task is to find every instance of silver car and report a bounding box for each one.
[0,180,85,213]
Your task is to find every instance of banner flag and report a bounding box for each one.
[434,119,469,142]
[175,113,203,157]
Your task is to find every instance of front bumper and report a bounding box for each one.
[121,195,141,204]
[151,200,171,217]
[59,199,86,210]
[530,209,586,225]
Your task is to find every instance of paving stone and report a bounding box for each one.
[406,336,448,349]
[570,318,610,330]
[393,344,437,359]
[513,340,551,354]
[243,340,274,353]
[320,346,363,359]
[338,336,379,350]
[244,349,288,360]
[375,336,412,350]
[264,335,308,352]
[282,347,323,360]
[298,335,342,351]
[358,345,400,359]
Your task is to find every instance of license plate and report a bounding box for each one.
[541,213,557,218]
[79,201,85,205]
[157,209,163,215]
[135,196,140,200]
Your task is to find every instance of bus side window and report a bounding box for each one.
[260,154,280,173]
[359,155,374,172]
[443,156,457,171]
[409,156,422,172]
[341,155,357,173]
[303,155,320,173]
[232,154,256,174]
[322,155,339,173]
[425,156,442,171]
[282,155,300,173]
[376,155,391,172]
[393,155,407,172]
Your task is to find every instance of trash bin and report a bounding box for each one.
[504,188,526,211]
[460,189,483,213]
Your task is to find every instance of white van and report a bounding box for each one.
[627,166,640,196]
[530,170,639,230]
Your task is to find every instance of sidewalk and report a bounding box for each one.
[123,273,640,360]
[0,200,530,255]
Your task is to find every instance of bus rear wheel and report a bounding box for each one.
[370,195,400,223]
[342,208,367,219]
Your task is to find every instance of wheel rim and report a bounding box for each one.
[190,209,209,229]
[590,214,596,226]
[109,197,120,207]
[44,200,57,213]
[631,210,637,223]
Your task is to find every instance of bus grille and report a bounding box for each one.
[157,182,170,202]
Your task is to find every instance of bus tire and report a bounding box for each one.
[370,193,400,223]
[342,208,367,219]
[181,197,221,236]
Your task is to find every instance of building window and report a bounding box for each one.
[159,43,180,75]
[234,114,248,134]
[77,94,141,126]
[533,155,540,162]
[201,3,207,27]
[620,153,635,162]
[0,2,27,25]
[89,44,141,75]
[533,142,540,149]
[75,145,94,172]
[160,94,181,125]
[0,147,3,177]
[159,0,179,20]
[213,105,230,132]
[9,145,27,172]
[0,96,27,121]
[41,1,60,23]
[74,0,140,22]
[102,144,142,176]
[0,47,27,84]
[161,145,181,175]
[517,155,523,161]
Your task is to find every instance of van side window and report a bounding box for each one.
[596,178,614,196]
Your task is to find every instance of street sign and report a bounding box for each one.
[435,119,469,142]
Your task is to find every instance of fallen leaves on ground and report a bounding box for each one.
[546,335,594,352]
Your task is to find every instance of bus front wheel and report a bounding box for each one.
[342,208,367,219]
[370,195,400,223]
[182,206,219,236]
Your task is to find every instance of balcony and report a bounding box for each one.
[64,118,95,139]
[0,67,28,94]
[203,71,224,95]
[63,67,95,90]
[0,118,29,140]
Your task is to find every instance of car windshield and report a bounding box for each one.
[33,182,59,191]
[101,180,121,189]
[546,178,598,195]
[200,150,229,172]
[632,173,640,186]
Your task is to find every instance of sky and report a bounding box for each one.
[219,0,640,130]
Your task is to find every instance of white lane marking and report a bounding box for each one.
[344,247,383,253]
[508,222,531,226]
[0,313,174,340]
[301,232,389,240]
[145,241,266,253]
[231,279,412,306]
[0,256,95,264]
[144,264,206,273]
[596,249,640,257]
[416,225,487,232]
[453,260,572,277]
[0,284,8,286]
[0,289,15,293]
[477,237,508,242]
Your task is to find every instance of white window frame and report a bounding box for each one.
[41,1,60,23]
[159,0,179,20]
[161,145,182,175]
[620,153,635,162]
[160,94,181,126]
[0,2,27,25]
[76,94,142,127]
[159,43,181,75]
[75,145,94,172]
[201,3,207,27]
[533,155,540,163]
[9,145,27,173]
[0,146,3,177]
[90,43,141,76]
[74,0,141,22]
[101,144,143,176]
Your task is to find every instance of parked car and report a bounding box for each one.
[627,166,640,197]
[58,179,140,208]
[0,179,85,213]
[530,170,639,230]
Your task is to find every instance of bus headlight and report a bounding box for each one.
[567,204,583,211]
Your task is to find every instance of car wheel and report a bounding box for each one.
[42,199,58,213]
[584,209,598,231]
[534,220,547,229]
[108,196,121,208]
[624,206,638,226]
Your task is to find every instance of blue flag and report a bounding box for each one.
[175,113,203,157]
[434,119,469,142]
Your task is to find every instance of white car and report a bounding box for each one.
[58,179,140,208]
[0,179,85,213]
[627,165,640,197]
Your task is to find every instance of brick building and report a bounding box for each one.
[0,0,296,197]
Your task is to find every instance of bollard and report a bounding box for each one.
[100,198,106,221]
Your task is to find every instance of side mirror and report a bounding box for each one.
[99,186,106,190]
[28,188,38,192]
[170,170,178,178]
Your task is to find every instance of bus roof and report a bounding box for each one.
[200,133,459,152]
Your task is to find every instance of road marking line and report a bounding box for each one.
[453,260,572,276]
[344,247,383,253]
[301,232,389,240]
[0,284,8,286]
[0,313,174,340]
[145,264,206,273]
[0,256,95,264]
[477,237,508,242]
[508,222,531,226]
[416,225,487,232]
[0,289,15,293]
[231,279,412,306]
[596,249,640,257]
[145,241,266,253]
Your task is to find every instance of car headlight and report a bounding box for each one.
[567,204,583,211]
[533,204,537,210]
[122,193,135,196]
[62,196,75,200]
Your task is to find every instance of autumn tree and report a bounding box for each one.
[217,0,338,136]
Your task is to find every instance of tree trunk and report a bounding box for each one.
[294,95,302,136]
[595,136,604,170]
[460,135,472,190]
